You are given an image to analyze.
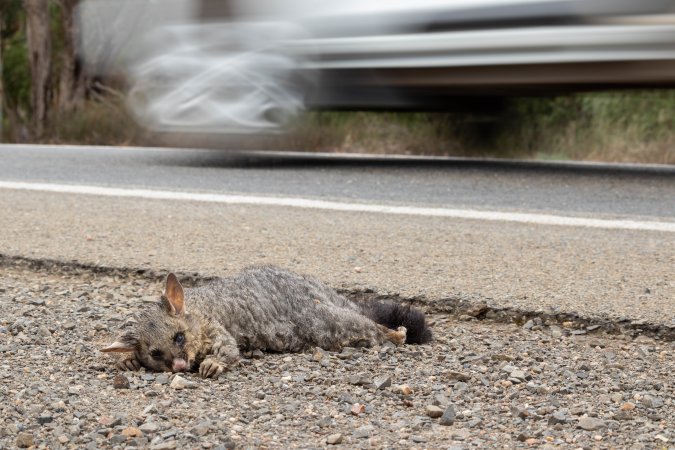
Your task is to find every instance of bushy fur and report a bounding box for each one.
[103,265,432,377]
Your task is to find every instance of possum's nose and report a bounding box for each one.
[172,358,187,372]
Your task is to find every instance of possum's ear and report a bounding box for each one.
[164,273,185,316]
[101,332,137,353]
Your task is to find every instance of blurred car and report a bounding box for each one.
[79,0,675,132]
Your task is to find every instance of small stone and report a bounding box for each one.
[139,422,159,433]
[445,371,471,382]
[326,433,343,445]
[113,374,130,389]
[62,322,76,330]
[57,434,70,444]
[440,404,456,426]
[350,403,365,415]
[393,384,412,395]
[372,375,392,390]
[610,393,624,403]
[426,405,444,418]
[150,440,177,450]
[190,421,211,436]
[110,435,127,445]
[38,414,53,424]
[353,425,374,439]
[510,370,528,381]
[620,402,636,411]
[641,395,664,408]
[312,348,326,362]
[432,393,449,407]
[122,427,143,438]
[170,375,194,390]
[577,416,607,431]
[348,373,371,386]
[99,415,122,427]
[410,435,427,443]
[251,349,264,359]
[16,432,34,448]
[548,411,567,425]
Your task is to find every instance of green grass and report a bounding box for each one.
[3,90,675,164]
[283,91,675,164]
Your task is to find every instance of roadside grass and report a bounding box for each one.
[289,90,675,164]
[3,90,675,164]
[42,98,149,146]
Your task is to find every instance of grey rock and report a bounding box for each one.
[440,404,456,426]
[38,414,53,424]
[326,433,343,445]
[445,371,471,382]
[577,416,607,431]
[348,373,371,385]
[641,395,664,408]
[372,375,392,390]
[139,422,160,433]
[548,411,567,425]
[353,425,374,439]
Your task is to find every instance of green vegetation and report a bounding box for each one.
[288,92,675,164]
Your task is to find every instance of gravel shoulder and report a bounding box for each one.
[1,259,673,449]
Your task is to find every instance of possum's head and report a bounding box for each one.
[101,273,203,373]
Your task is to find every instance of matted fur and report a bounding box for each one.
[104,265,432,377]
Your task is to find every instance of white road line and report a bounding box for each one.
[1,180,674,233]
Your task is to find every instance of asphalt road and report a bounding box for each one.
[0,144,673,331]
[1,144,674,219]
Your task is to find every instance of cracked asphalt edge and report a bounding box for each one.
[2,254,672,342]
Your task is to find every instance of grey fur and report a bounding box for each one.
[104,265,417,377]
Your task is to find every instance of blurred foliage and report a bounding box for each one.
[289,91,675,164]
[1,0,30,111]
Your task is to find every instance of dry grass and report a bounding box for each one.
[3,91,675,164]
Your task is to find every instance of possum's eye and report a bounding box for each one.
[150,349,163,360]
[174,332,185,346]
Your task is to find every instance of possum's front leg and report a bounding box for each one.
[199,324,240,378]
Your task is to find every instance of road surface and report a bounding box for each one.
[0,144,673,332]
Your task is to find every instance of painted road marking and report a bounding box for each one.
[1,180,673,233]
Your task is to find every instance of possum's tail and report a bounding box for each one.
[362,300,433,344]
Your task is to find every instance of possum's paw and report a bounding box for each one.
[387,326,407,346]
[117,357,141,371]
[199,357,225,378]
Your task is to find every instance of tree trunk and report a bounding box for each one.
[57,0,83,111]
[0,16,4,142]
[24,0,52,138]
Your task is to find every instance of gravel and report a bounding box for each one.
[0,258,673,449]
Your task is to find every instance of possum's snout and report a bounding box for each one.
[172,358,188,372]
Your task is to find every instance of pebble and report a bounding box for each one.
[393,384,412,395]
[439,404,456,426]
[350,403,365,415]
[15,432,33,448]
[139,423,160,433]
[122,427,143,437]
[425,405,444,418]
[169,375,195,390]
[372,375,392,390]
[326,433,343,445]
[578,416,607,431]
[113,374,130,389]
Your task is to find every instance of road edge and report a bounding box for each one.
[3,253,672,342]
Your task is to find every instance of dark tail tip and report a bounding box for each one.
[365,300,433,344]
